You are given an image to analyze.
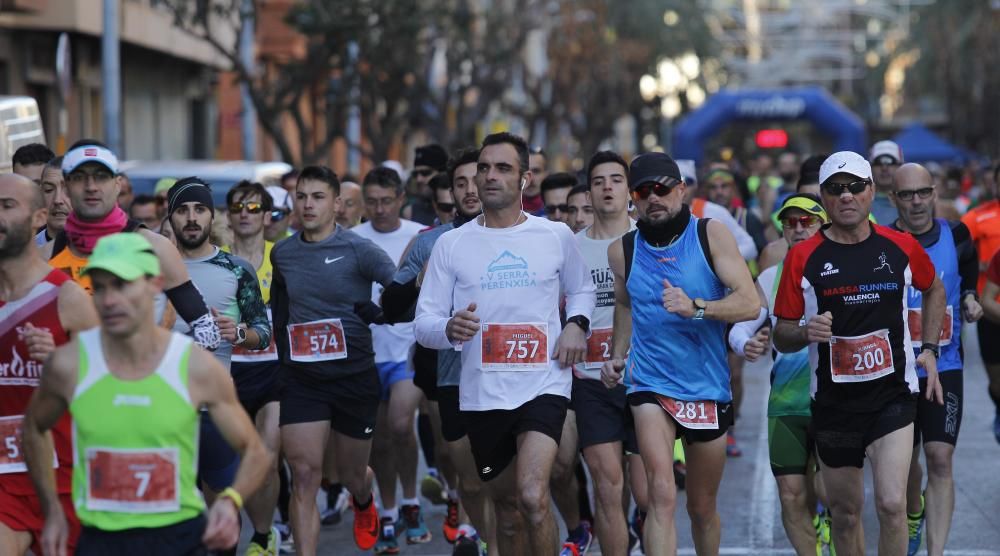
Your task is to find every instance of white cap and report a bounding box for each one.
[819,151,873,185]
[266,185,292,211]
[869,140,903,164]
[62,143,119,174]
[380,160,408,183]
[675,159,697,185]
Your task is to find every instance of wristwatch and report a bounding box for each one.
[234,325,248,346]
[692,298,707,320]
[920,342,939,359]
[565,315,590,334]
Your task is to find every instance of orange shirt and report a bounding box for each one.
[960,199,1000,293]
[49,246,92,293]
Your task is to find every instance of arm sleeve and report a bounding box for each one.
[235,259,271,348]
[165,281,220,350]
[414,237,459,350]
[270,250,290,362]
[380,279,419,324]
[773,246,806,321]
[905,234,937,291]
[558,226,597,322]
[729,306,768,354]
[951,222,980,294]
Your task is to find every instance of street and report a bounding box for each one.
[247,323,1000,555]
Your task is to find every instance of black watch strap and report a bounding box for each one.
[920,342,940,358]
[566,315,590,334]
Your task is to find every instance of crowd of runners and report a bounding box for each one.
[0,131,998,556]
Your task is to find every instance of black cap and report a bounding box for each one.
[167,176,214,216]
[414,144,448,172]
[628,152,682,190]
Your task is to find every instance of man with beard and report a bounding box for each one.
[601,152,759,555]
[164,178,274,554]
[415,132,595,555]
[0,173,98,556]
[382,147,496,556]
[42,140,220,350]
[34,157,70,246]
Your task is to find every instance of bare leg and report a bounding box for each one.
[0,522,32,556]
[776,474,819,555]
[684,435,727,556]
[370,403,398,511]
[867,423,914,556]
[486,456,529,556]
[922,441,955,556]
[906,444,923,514]
[817,457,865,556]
[281,421,331,556]
[447,435,498,555]
[583,441,628,556]
[549,411,582,531]
[516,430,561,555]
[632,403,679,556]
[246,402,281,535]
[387,379,424,501]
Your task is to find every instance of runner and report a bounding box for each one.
[757,154,827,271]
[351,165,431,552]
[888,164,982,556]
[0,173,97,556]
[869,141,903,225]
[222,180,287,555]
[21,232,271,556]
[11,144,53,184]
[382,146,496,556]
[43,140,220,350]
[566,184,594,234]
[730,193,830,555]
[572,151,646,556]
[165,178,276,555]
[35,156,70,246]
[335,180,364,229]
[773,151,946,556]
[414,131,595,555]
[600,152,759,556]
[271,165,397,556]
[959,163,1000,443]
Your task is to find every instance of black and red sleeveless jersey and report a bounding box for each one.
[773,223,936,413]
[0,268,74,494]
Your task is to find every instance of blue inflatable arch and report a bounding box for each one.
[672,86,867,163]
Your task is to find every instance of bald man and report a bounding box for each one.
[336,181,365,229]
[889,163,981,556]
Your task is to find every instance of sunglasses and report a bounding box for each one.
[631,181,679,200]
[544,203,570,214]
[894,187,934,201]
[781,215,822,229]
[412,169,435,178]
[270,209,289,222]
[821,179,870,196]
[436,202,455,213]
[229,201,264,214]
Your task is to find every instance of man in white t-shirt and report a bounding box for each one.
[350,166,430,549]
[415,131,595,555]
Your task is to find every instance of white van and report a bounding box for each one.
[0,96,47,173]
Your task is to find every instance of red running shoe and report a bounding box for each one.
[352,496,379,550]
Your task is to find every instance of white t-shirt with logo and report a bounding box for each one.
[352,219,425,364]
[414,214,596,411]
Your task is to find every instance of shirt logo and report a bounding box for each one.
[113,394,151,407]
[0,346,43,386]
[487,251,528,272]
[325,256,344,264]
[820,262,840,277]
[481,251,537,291]
[874,251,894,274]
[482,466,492,474]
[84,148,98,156]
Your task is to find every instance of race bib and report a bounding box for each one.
[907,305,953,347]
[829,329,895,383]
[288,319,348,363]
[584,328,613,368]
[0,415,57,474]
[655,396,719,430]
[85,447,179,513]
[481,323,548,371]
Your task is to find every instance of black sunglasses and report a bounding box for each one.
[544,203,570,214]
[436,202,455,212]
[894,187,934,201]
[270,209,289,222]
[821,179,870,196]
[631,180,679,200]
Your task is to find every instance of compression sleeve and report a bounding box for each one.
[729,306,768,355]
[380,278,420,324]
[166,280,221,350]
[951,221,980,295]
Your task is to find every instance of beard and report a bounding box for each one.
[174,223,211,250]
[0,217,34,259]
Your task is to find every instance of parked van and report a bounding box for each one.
[0,96,47,173]
[119,159,293,207]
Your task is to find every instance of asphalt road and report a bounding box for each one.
[245,323,1000,555]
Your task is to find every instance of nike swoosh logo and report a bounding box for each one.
[325,256,344,264]
[837,162,847,169]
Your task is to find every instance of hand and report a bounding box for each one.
[211,308,238,343]
[41,506,69,556]
[446,303,480,343]
[202,496,240,550]
[743,327,770,362]
[919,351,943,405]
[19,322,55,362]
[962,295,983,323]
[662,278,694,318]
[601,358,625,389]
[554,322,587,367]
[806,312,833,343]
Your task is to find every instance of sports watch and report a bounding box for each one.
[235,325,248,346]
[565,315,590,334]
[692,298,707,320]
[920,342,939,359]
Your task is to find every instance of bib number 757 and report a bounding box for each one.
[481,323,548,371]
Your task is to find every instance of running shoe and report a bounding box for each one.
[352,497,380,551]
[453,531,488,556]
[321,486,350,525]
[559,521,594,556]
[673,459,687,490]
[907,493,925,556]
[726,430,743,457]
[402,503,433,544]
[443,498,460,543]
[421,469,449,506]
[245,525,280,556]
[374,518,400,554]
